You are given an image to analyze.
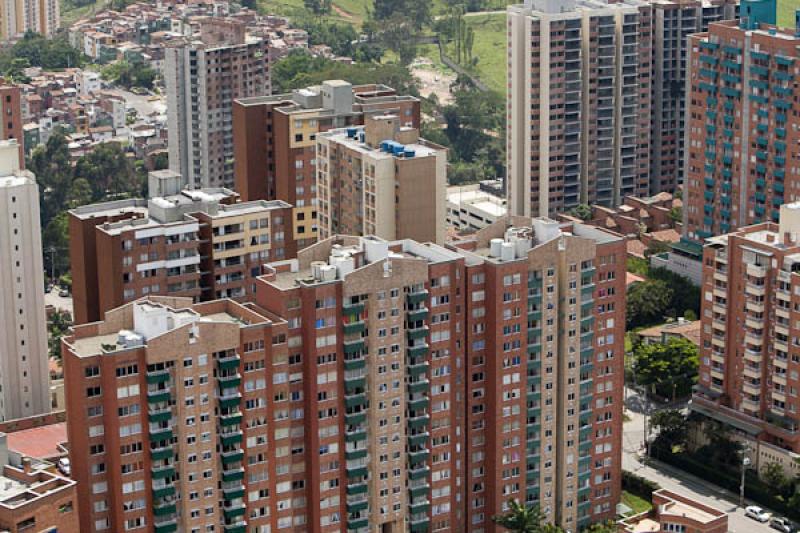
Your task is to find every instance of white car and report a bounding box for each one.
[746,505,772,523]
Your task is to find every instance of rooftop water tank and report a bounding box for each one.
[404,148,415,158]
[490,238,503,258]
[346,127,357,138]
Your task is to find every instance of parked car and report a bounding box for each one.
[770,517,795,533]
[746,505,772,523]
[58,288,70,298]
[57,457,70,476]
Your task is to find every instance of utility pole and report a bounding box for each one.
[740,454,751,507]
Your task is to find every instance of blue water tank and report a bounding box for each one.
[404,149,415,158]
[346,127,357,138]
[392,144,404,156]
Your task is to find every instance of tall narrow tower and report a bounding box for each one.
[0,139,50,419]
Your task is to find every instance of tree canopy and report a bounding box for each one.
[632,337,699,400]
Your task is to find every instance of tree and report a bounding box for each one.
[101,60,157,90]
[569,204,592,221]
[650,409,689,451]
[584,522,618,533]
[304,0,331,14]
[632,337,699,399]
[669,206,682,225]
[626,279,673,328]
[762,462,791,497]
[492,500,563,532]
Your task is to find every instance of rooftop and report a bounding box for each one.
[6,423,67,460]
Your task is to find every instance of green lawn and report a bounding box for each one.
[440,12,506,94]
[778,0,800,27]
[621,491,652,517]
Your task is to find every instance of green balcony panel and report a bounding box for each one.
[218,376,241,389]
[408,397,429,412]
[343,339,365,354]
[409,449,430,465]
[151,465,175,479]
[217,355,240,371]
[344,393,367,409]
[408,362,428,377]
[223,505,246,520]
[148,390,170,404]
[407,344,429,358]
[344,376,367,392]
[153,503,176,517]
[149,428,173,442]
[407,326,429,341]
[409,466,430,480]
[149,409,171,423]
[220,412,242,427]
[147,370,170,384]
[408,432,429,448]
[347,482,368,495]
[223,525,246,533]
[407,290,429,305]
[347,499,369,513]
[343,301,365,315]
[408,415,429,430]
[151,447,173,461]
[345,411,367,426]
[349,517,369,530]
[222,468,244,483]
[343,321,366,335]
[409,501,431,515]
[343,357,366,372]
[346,448,368,461]
[347,465,368,478]
[408,380,429,394]
[221,450,244,465]
[219,394,241,409]
[409,484,429,499]
[220,431,243,447]
[152,485,175,499]
[154,522,178,533]
[223,486,245,500]
[407,308,429,322]
[345,429,367,443]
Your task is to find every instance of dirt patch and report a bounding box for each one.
[412,57,456,105]
[332,4,354,19]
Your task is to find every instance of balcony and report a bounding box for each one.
[345,411,366,426]
[408,379,429,394]
[407,289,429,305]
[407,307,429,323]
[218,374,241,389]
[343,321,365,335]
[149,427,173,442]
[407,326,429,341]
[151,445,173,461]
[409,465,430,480]
[345,428,367,443]
[147,369,170,384]
[343,301,365,315]
[346,482,368,496]
[154,520,178,533]
[344,393,367,409]
[220,412,242,427]
[153,502,176,517]
[222,468,245,483]
[217,354,241,371]
[220,431,243,447]
[219,393,242,409]
[151,464,175,479]
[344,357,366,371]
[220,449,244,465]
[343,339,365,354]
[407,344,429,358]
[147,390,170,404]
[149,408,172,424]
[152,485,175,500]
[223,485,245,500]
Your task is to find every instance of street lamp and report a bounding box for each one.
[740,455,751,507]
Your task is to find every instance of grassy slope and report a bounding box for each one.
[621,491,653,516]
[778,0,800,27]
[441,12,506,93]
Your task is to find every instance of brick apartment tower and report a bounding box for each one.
[316,114,447,244]
[683,3,799,241]
[165,19,271,190]
[451,216,626,531]
[694,202,800,467]
[649,0,738,194]
[507,0,652,217]
[69,180,296,325]
[62,218,625,532]
[233,80,421,248]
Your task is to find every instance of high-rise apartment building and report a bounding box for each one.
[451,216,626,531]
[316,114,447,244]
[684,5,795,240]
[69,179,295,325]
[0,0,59,40]
[63,216,625,533]
[233,80,420,248]
[0,139,50,420]
[650,0,738,194]
[507,0,652,217]
[694,202,800,472]
[166,19,271,190]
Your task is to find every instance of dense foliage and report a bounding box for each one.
[101,60,157,90]
[272,50,418,95]
[626,267,700,328]
[0,32,83,76]
[631,337,698,400]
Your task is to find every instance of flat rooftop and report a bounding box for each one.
[325,127,440,159]
[6,423,67,460]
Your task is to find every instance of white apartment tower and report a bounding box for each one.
[166,20,271,190]
[0,139,50,420]
[507,0,652,217]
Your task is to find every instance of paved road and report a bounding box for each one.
[45,290,73,316]
[623,388,776,533]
